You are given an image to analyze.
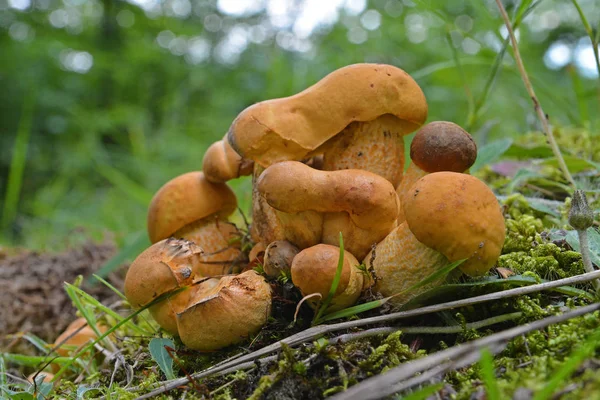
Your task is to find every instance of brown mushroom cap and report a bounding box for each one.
[176,271,272,351]
[403,172,506,276]
[202,138,254,183]
[410,121,477,173]
[291,244,364,312]
[147,171,237,243]
[124,238,203,309]
[227,63,427,167]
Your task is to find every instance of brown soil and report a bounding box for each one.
[0,241,126,350]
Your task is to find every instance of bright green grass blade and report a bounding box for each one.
[90,274,127,301]
[480,348,500,400]
[0,355,6,388]
[396,383,444,400]
[313,232,345,324]
[533,327,600,400]
[0,354,73,367]
[1,91,35,234]
[318,299,387,323]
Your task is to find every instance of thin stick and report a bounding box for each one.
[132,270,600,398]
[330,302,600,400]
[330,312,522,344]
[494,0,576,188]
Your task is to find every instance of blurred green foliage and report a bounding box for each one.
[0,0,599,249]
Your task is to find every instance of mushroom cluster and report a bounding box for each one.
[123,63,506,351]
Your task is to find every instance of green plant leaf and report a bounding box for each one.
[527,198,561,218]
[504,144,554,159]
[542,156,598,174]
[471,138,513,172]
[479,348,500,400]
[76,385,98,399]
[149,338,176,380]
[506,168,543,193]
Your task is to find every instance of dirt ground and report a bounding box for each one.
[0,241,125,350]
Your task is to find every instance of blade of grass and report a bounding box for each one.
[0,355,6,388]
[1,91,35,235]
[313,232,345,324]
[1,354,73,368]
[319,259,466,323]
[479,348,500,400]
[396,383,444,400]
[444,30,475,126]
[90,275,127,301]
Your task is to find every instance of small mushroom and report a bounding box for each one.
[396,121,477,223]
[176,270,272,351]
[263,240,299,278]
[291,244,365,312]
[148,171,242,276]
[202,137,254,183]
[257,161,399,260]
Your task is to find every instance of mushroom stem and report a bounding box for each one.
[319,114,412,187]
[364,222,449,306]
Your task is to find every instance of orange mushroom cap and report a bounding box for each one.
[147,171,237,243]
[403,172,506,276]
[227,63,427,167]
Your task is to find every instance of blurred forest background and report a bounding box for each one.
[0,0,599,251]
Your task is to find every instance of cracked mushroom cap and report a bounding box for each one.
[124,238,203,309]
[202,137,254,183]
[410,121,477,173]
[176,271,272,351]
[227,63,427,167]
[147,171,237,243]
[403,172,506,276]
[291,244,364,312]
